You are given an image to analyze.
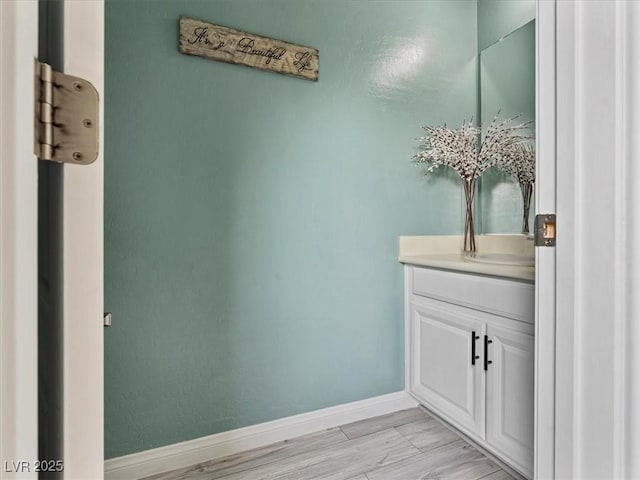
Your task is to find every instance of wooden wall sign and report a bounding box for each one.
[179,17,319,81]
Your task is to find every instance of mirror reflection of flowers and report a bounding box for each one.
[413,114,530,253]
[495,143,535,234]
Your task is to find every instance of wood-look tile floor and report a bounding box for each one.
[143,408,515,480]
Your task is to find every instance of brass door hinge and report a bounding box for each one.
[34,60,99,165]
[535,214,556,247]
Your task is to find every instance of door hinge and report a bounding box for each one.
[34,60,99,165]
[103,312,112,327]
[534,214,556,247]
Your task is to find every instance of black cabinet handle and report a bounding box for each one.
[471,331,480,366]
[484,335,493,371]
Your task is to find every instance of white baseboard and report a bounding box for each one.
[104,391,418,480]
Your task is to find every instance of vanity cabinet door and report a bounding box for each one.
[485,323,534,477]
[410,298,485,438]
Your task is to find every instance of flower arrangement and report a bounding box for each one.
[413,114,530,253]
[494,143,536,234]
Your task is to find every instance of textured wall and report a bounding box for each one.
[104,0,477,458]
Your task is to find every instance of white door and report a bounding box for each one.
[410,298,485,438]
[0,1,104,478]
[485,324,534,478]
[0,1,39,477]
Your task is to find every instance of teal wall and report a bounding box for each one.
[105,0,477,458]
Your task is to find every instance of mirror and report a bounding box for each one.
[478,19,536,234]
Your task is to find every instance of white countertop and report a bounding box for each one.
[399,235,535,282]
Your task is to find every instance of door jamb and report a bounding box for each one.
[59,1,105,477]
[533,1,557,478]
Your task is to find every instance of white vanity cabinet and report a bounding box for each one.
[410,297,486,438]
[485,323,535,474]
[405,265,535,478]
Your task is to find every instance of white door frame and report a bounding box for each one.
[533,1,556,478]
[552,0,640,478]
[61,1,105,478]
[2,1,105,477]
[0,1,39,476]
[621,4,640,476]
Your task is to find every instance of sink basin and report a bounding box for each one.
[464,253,535,267]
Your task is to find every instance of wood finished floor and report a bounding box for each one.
[143,408,515,480]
